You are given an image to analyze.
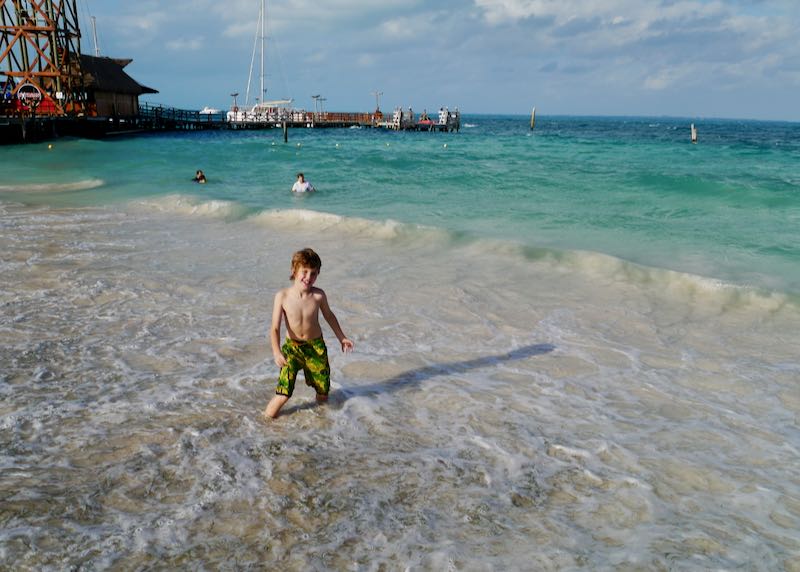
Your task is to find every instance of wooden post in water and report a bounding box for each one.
[283,120,288,143]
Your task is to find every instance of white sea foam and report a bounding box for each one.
[560,247,793,313]
[249,207,451,245]
[129,194,249,220]
[0,178,105,193]
[444,236,796,317]
[118,196,799,316]
[1,201,798,570]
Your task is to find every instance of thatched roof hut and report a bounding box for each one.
[79,54,158,116]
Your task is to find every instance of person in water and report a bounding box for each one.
[291,172,315,193]
[264,248,353,419]
[193,170,207,184]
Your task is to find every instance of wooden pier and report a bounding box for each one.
[224,105,460,132]
[1,102,461,143]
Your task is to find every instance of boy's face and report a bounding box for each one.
[293,265,319,290]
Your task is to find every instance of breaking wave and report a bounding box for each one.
[0,178,105,193]
[125,195,797,313]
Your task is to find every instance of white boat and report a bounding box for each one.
[691,123,698,144]
[199,106,220,115]
[227,0,294,124]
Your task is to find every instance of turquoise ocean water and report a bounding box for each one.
[1,116,799,569]
[3,115,800,293]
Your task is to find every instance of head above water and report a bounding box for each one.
[290,248,321,280]
[296,172,305,182]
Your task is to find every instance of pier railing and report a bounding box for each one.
[135,103,455,131]
[138,102,227,129]
[309,111,375,126]
[227,108,378,128]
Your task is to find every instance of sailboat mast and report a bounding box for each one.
[91,16,100,57]
[244,0,265,107]
[260,0,265,103]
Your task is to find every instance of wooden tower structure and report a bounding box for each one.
[0,0,85,116]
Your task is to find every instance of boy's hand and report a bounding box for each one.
[340,338,354,353]
[274,352,287,368]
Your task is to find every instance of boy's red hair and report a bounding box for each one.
[290,248,321,279]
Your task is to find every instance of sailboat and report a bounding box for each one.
[227,0,293,124]
[690,123,697,144]
[530,106,536,130]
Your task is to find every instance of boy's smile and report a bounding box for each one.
[295,267,319,290]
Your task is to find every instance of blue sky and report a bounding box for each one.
[84,0,800,120]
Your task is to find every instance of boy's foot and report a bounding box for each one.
[264,394,289,418]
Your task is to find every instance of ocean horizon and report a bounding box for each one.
[2,114,799,569]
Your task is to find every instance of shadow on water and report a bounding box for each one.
[279,343,555,417]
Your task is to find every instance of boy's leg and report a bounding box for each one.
[264,394,289,418]
[303,339,331,402]
[266,342,298,419]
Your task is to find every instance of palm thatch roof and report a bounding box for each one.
[79,54,158,95]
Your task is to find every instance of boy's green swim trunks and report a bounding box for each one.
[276,337,331,397]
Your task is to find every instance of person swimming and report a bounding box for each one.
[291,172,315,193]
[193,170,207,184]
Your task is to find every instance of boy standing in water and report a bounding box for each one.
[264,248,354,418]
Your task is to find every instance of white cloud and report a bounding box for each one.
[304,51,327,64]
[378,14,442,40]
[357,53,377,67]
[166,38,203,51]
[216,0,419,37]
[643,66,685,90]
[380,17,419,39]
[113,11,169,36]
[472,0,799,80]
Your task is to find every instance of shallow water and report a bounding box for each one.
[1,194,798,569]
[2,116,800,569]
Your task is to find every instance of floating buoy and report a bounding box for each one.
[296,143,301,147]
[443,143,447,148]
[335,143,339,148]
[48,144,53,149]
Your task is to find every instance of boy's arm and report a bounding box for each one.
[271,291,287,367]
[319,291,354,352]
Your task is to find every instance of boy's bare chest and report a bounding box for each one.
[283,295,320,322]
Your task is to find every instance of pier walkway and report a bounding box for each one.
[137,103,460,132]
[1,102,460,143]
